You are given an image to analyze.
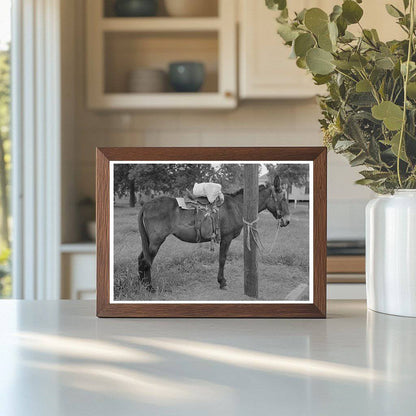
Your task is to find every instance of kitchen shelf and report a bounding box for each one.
[86,0,236,110]
[61,242,96,254]
[101,17,221,32]
[93,92,235,110]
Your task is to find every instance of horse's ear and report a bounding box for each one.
[274,175,282,193]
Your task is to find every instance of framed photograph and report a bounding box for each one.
[96,147,327,318]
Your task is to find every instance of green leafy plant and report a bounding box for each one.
[267,0,416,193]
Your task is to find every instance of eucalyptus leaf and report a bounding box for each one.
[393,61,402,79]
[375,56,396,70]
[328,21,338,45]
[294,33,315,57]
[363,29,375,44]
[318,31,334,52]
[348,92,377,107]
[334,139,355,151]
[313,74,332,85]
[371,29,380,42]
[385,4,404,17]
[295,8,307,22]
[403,0,409,9]
[382,132,409,161]
[304,8,329,35]
[336,15,348,36]
[401,61,416,76]
[330,5,342,22]
[266,0,287,11]
[372,101,403,130]
[355,178,376,185]
[280,8,289,19]
[342,0,364,24]
[369,137,381,162]
[360,170,391,180]
[333,59,353,70]
[350,53,368,69]
[277,23,299,42]
[340,31,356,42]
[296,57,307,69]
[350,152,368,167]
[407,82,416,99]
[356,79,372,92]
[306,48,335,75]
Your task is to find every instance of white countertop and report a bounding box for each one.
[0,300,415,415]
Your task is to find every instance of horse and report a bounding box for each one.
[137,175,291,292]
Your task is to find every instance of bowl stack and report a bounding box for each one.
[127,68,167,93]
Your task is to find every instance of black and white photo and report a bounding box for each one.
[110,161,313,303]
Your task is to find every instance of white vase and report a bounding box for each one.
[366,190,416,317]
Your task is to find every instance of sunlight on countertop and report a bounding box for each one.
[0,300,415,415]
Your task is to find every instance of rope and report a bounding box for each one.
[243,216,280,255]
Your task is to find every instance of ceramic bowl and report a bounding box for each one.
[127,68,167,93]
[168,62,205,93]
[114,0,158,17]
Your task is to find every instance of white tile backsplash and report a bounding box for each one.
[73,99,371,242]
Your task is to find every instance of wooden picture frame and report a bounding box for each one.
[97,147,327,318]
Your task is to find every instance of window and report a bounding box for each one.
[0,0,11,298]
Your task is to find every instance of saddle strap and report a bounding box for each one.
[194,206,221,247]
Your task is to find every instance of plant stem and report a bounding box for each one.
[334,68,357,83]
[398,0,415,188]
[358,69,380,104]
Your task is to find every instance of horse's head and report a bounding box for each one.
[265,175,291,227]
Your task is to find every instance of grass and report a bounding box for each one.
[113,198,310,301]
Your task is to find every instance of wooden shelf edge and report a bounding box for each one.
[88,93,237,110]
[101,17,221,32]
[61,243,96,254]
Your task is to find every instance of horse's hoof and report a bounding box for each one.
[219,283,227,290]
[142,283,155,293]
[147,285,156,293]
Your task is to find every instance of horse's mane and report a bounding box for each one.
[226,184,267,197]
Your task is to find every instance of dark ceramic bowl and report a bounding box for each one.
[168,62,205,93]
[114,0,158,17]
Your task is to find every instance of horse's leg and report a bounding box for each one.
[217,235,233,289]
[138,251,154,292]
[138,239,165,292]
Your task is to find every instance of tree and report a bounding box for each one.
[265,164,309,188]
[113,164,136,207]
[0,47,10,247]
[215,164,244,193]
[128,164,216,195]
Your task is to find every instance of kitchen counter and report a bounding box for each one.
[0,300,415,415]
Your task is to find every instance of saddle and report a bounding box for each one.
[176,190,224,250]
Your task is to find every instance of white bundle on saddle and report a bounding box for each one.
[193,182,223,203]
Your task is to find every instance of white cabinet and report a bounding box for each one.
[239,0,323,99]
[86,0,237,109]
[238,0,403,99]
[61,244,96,300]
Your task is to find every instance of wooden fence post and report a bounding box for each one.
[243,164,259,298]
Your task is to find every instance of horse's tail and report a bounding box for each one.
[138,207,151,264]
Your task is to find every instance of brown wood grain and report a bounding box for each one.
[96,147,327,318]
[327,256,365,274]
